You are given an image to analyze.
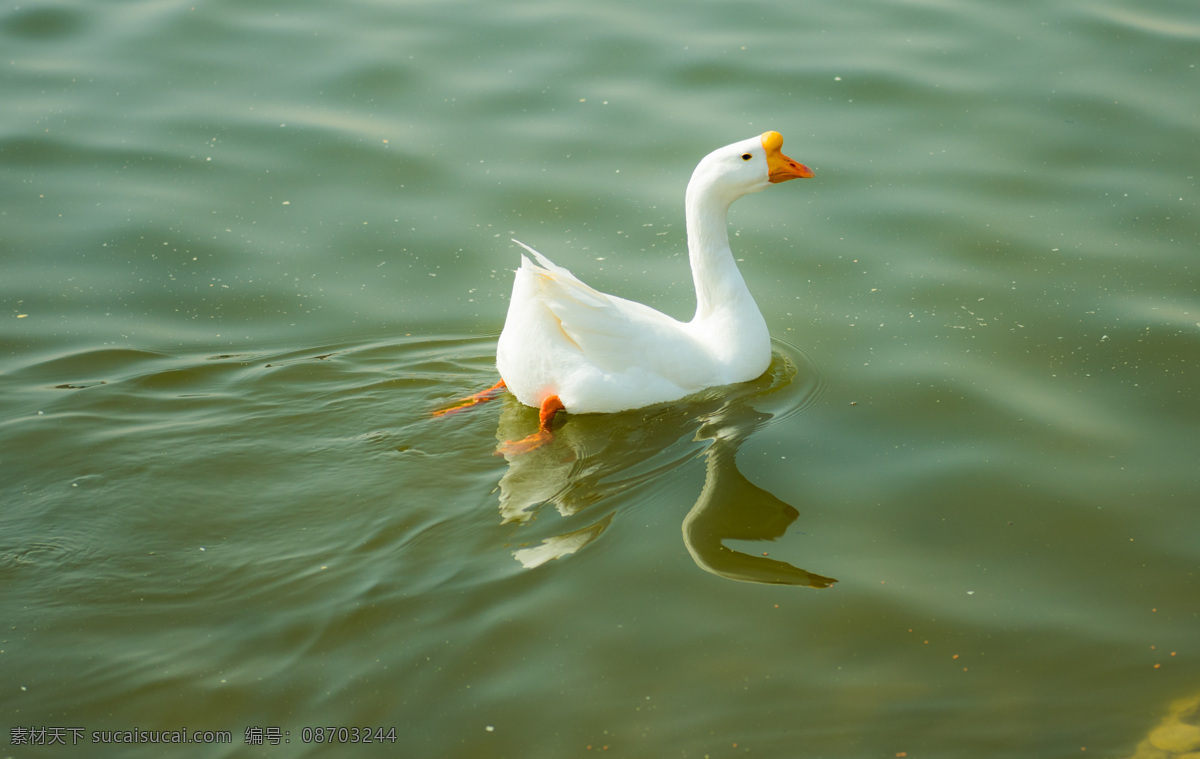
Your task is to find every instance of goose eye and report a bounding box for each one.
[741,153,752,161]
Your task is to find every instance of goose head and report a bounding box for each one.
[687,131,813,207]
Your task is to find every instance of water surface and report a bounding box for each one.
[2,0,1198,756]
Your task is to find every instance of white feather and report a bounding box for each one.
[495,132,808,414]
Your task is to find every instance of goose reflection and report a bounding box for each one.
[492,354,835,588]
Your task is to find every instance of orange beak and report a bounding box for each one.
[762,131,814,183]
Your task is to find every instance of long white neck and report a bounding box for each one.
[685,174,757,324]
[683,172,771,377]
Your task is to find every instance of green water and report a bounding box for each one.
[2,0,1198,756]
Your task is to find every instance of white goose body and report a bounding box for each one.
[496,131,812,415]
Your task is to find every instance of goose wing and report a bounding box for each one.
[512,240,711,380]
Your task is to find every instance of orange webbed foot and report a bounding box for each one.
[496,429,555,456]
[432,379,507,417]
[496,395,565,455]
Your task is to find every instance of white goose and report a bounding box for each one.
[439,131,812,452]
